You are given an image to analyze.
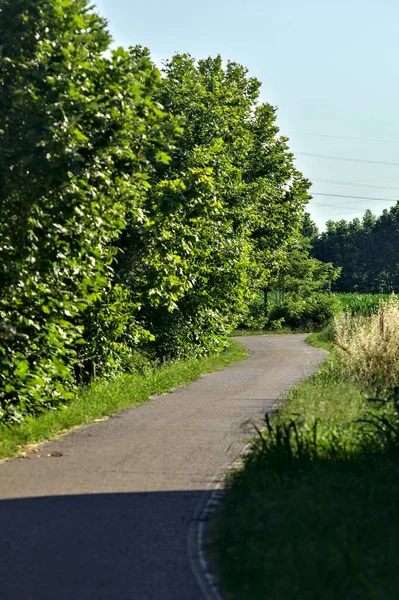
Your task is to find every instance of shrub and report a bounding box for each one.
[268,293,339,330]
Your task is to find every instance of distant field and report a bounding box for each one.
[335,292,393,315]
[256,291,392,316]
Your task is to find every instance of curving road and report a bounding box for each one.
[0,335,326,600]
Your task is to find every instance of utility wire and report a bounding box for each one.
[315,211,370,217]
[364,174,399,182]
[296,152,399,167]
[311,178,399,192]
[311,193,398,203]
[314,203,392,209]
[288,131,399,145]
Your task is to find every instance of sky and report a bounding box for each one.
[95,0,399,230]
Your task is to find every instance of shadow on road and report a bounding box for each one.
[0,491,208,600]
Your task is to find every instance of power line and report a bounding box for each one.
[311,193,398,203]
[296,152,399,167]
[315,211,369,217]
[288,131,399,145]
[365,174,399,182]
[311,178,399,192]
[315,204,388,210]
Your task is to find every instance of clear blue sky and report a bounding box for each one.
[95,0,399,230]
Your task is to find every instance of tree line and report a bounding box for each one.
[310,205,399,292]
[0,0,331,424]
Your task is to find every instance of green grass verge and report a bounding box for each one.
[305,331,333,351]
[210,344,399,599]
[0,339,248,460]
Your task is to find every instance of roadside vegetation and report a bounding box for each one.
[4,3,399,595]
[1,0,344,459]
[211,298,399,599]
[237,217,341,333]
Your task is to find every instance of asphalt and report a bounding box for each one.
[0,334,326,600]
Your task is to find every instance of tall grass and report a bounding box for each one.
[335,297,399,393]
[211,302,399,599]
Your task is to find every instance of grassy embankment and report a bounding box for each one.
[211,299,399,600]
[0,339,248,460]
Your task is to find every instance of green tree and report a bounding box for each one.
[0,1,170,421]
[117,53,310,357]
[267,243,341,329]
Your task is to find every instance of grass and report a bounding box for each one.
[0,339,248,460]
[305,322,335,350]
[334,298,399,393]
[210,324,399,600]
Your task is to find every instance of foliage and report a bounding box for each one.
[240,217,341,331]
[0,0,171,422]
[335,292,391,315]
[78,284,154,379]
[116,53,310,357]
[266,247,340,329]
[268,293,339,330]
[0,2,312,424]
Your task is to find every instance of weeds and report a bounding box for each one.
[335,297,399,393]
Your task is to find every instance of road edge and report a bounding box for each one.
[187,443,253,600]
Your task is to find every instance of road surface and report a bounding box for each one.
[0,335,326,600]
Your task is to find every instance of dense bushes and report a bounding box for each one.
[239,227,341,331]
[0,0,312,423]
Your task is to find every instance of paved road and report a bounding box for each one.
[0,335,326,600]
